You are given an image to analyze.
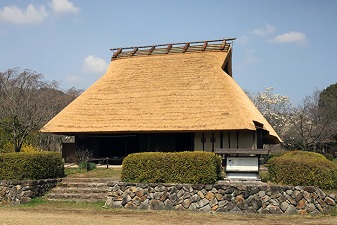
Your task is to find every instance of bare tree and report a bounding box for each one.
[288,91,336,151]
[0,68,80,152]
[0,68,49,151]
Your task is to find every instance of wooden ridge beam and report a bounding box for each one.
[110,38,236,59]
[110,38,236,51]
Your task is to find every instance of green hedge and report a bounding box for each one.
[121,151,222,184]
[268,150,337,189]
[0,152,64,180]
[78,161,97,171]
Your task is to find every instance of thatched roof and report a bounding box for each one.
[41,39,281,144]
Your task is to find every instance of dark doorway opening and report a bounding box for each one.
[175,133,194,151]
[75,132,195,164]
[99,135,139,157]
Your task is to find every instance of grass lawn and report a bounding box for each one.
[64,167,122,180]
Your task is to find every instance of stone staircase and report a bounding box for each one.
[45,178,113,202]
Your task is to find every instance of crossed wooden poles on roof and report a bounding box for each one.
[110,38,236,60]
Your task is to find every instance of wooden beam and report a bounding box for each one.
[112,48,122,58]
[182,43,190,53]
[220,40,227,50]
[130,47,138,56]
[202,41,208,51]
[148,46,155,55]
[165,44,172,54]
[215,148,269,155]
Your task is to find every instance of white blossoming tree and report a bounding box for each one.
[249,86,337,152]
[248,87,293,146]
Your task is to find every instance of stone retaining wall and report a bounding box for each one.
[104,181,336,214]
[0,179,59,205]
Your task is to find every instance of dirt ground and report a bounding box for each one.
[1,207,337,225]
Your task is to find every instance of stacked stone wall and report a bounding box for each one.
[104,181,336,214]
[0,179,59,205]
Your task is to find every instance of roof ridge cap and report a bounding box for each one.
[110,38,236,60]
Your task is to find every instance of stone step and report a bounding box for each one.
[45,178,115,202]
[61,178,114,183]
[58,182,107,188]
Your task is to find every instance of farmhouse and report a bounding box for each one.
[41,38,281,163]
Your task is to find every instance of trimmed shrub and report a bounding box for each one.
[78,161,97,171]
[121,151,223,184]
[268,150,337,189]
[323,153,334,161]
[0,152,64,180]
[0,141,14,153]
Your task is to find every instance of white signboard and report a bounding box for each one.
[226,157,259,172]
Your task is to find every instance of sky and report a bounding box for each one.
[0,0,336,104]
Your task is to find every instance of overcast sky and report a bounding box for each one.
[1,0,336,104]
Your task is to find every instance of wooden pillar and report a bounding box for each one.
[236,131,239,149]
[211,132,215,152]
[253,131,256,149]
[202,132,205,151]
[220,132,223,148]
[257,129,264,149]
[228,132,231,148]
